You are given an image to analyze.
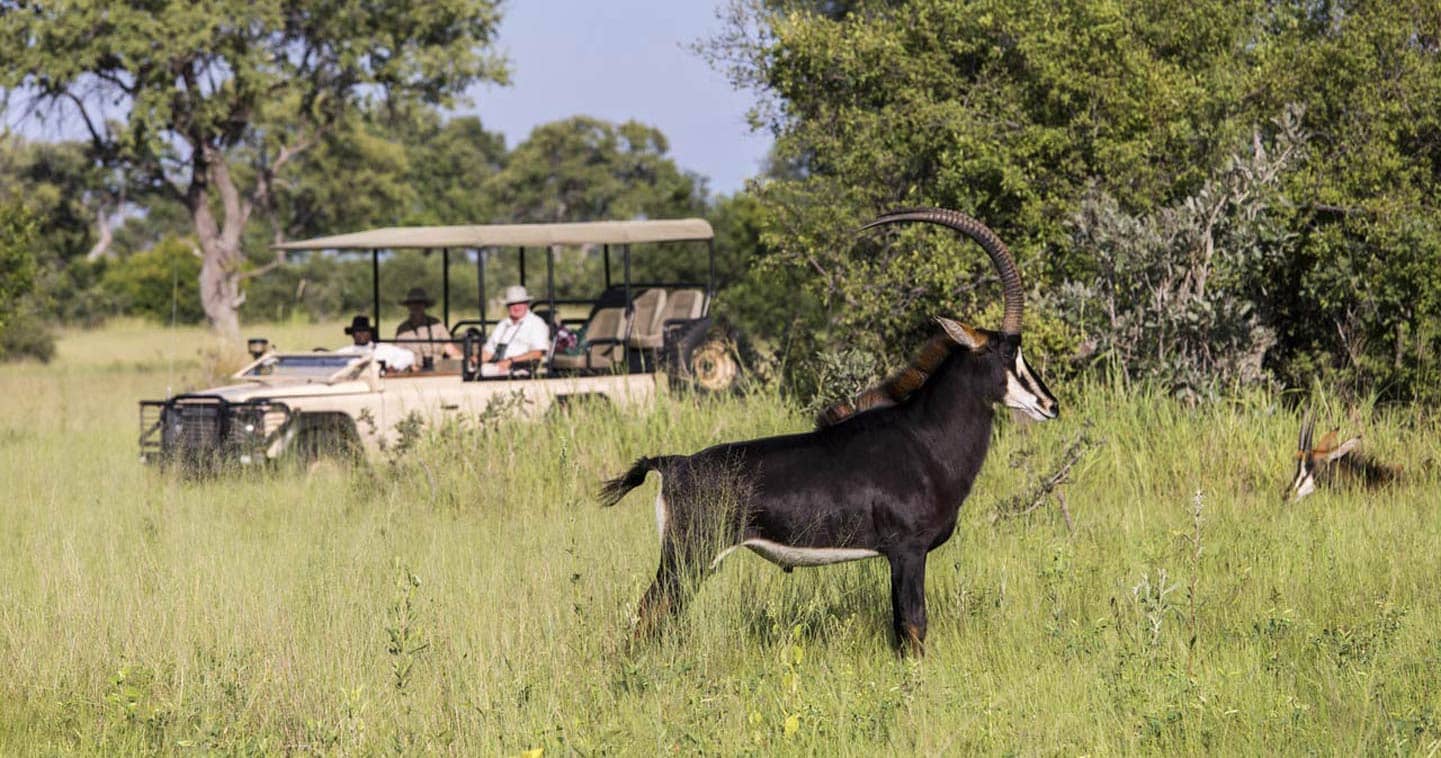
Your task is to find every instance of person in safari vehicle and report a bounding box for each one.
[477,285,550,377]
[337,315,416,373]
[395,287,462,369]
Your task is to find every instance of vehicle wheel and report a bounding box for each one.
[288,418,362,470]
[663,317,750,395]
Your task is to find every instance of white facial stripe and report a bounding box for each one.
[1291,471,1316,500]
[1005,371,1038,406]
[1288,455,1315,501]
[1004,351,1057,420]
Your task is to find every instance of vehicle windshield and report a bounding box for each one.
[242,353,363,378]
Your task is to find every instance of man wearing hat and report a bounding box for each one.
[337,315,416,373]
[395,287,461,368]
[477,285,551,377]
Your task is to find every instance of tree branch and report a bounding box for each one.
[60,91,110,154]
[251,129,318,212]
[236,251,287,281]
[206,144,251,254]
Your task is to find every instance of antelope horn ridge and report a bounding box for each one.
[859,208,1025,335]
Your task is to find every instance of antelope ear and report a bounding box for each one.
[936,317,988,350]
[1324,437,1361,462]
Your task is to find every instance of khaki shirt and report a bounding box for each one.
[395,317,455,362]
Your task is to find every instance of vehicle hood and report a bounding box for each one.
[158,379,374,403]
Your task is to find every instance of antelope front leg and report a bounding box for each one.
[888,548,929,656]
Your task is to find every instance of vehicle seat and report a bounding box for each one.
[550,306,628,371]
[661,288,705,323]
[627,288,669,349]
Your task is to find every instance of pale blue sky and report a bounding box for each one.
[467,0,772,195]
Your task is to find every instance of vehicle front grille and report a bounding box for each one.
[172,404,223,452]
[139,396,291,469]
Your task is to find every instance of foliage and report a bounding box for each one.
[0,202,55,362]
[1053,110,1305,399]
[0,203,37,334]
[0,305,58,363]
[709,0,1441,403]
[0,0,510,336]
[485,116,705,224]
[0,137,108,265]
[400,113,510,226]
[99,237,206,324]
[238,252,374,325]
[709,190,824,353]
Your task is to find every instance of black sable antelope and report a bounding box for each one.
[600,208,1059,655]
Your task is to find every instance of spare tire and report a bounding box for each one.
[664,318,745,394]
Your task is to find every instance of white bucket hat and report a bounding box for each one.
[502,285,533,305]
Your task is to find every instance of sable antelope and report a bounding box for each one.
[599,208,1059,654]
[1288,413,1400,502]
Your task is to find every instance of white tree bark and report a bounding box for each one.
[189,148,250,341]
[84,204,116,262]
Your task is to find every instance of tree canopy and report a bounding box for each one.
[711,0,1441,401]
[1,0,509,338]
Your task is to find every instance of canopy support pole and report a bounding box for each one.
[546,245,556,327]
[442,247,451,328]
[477,248,487,341]
[371,248,380,334]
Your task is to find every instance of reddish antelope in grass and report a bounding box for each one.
[1288,413,1401,502]
[600,208,1059,655]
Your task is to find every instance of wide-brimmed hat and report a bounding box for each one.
[502,285,533,305]
[400,287,435,306]
[344,315,375,335]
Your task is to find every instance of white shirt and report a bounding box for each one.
[336,341,416,372]
[483,311,550,360]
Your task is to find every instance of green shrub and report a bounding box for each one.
[0,305,56,363]
[0,203,37,334]
[0,203,54,362]
[100,236,205,323]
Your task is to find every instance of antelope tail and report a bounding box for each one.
[599,456,679,507]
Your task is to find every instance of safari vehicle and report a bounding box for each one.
[138,219,742,469]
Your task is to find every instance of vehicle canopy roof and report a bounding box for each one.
[273,218,713,251]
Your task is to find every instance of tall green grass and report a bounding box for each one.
[1,324,1438,754]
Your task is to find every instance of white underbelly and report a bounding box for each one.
[730,538,881,568]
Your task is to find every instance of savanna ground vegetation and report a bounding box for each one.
[1,323,1438,752]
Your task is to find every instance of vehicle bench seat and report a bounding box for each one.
[551,306,628,371]
[627,288,668,349]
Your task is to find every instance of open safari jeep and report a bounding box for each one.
[139,219,742,469]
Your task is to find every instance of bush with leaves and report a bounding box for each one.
[708,0,1441,405]
[0,203,55,362]
[100,237,206,324]
[0,204,37,334]
[1054,112,1305,398]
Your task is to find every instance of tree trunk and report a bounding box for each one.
[188,147,251,342]
[197,238,242,340]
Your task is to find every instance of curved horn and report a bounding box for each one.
[859,207,1024,335]
[1299,411,1314,452]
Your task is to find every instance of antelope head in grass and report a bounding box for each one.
[1288,413,1400,502]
